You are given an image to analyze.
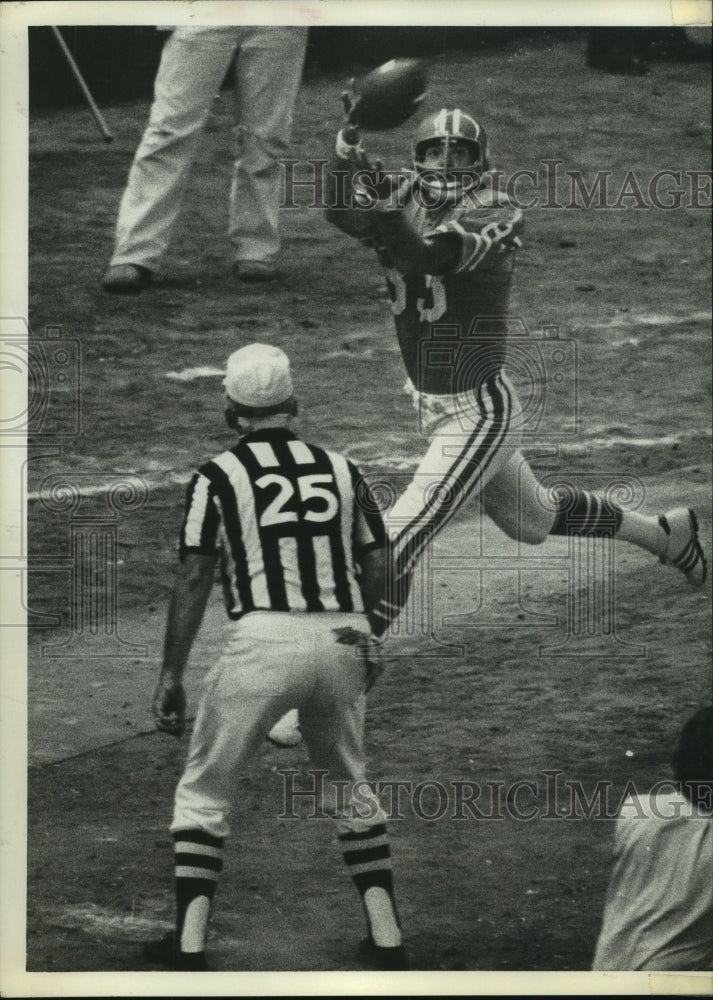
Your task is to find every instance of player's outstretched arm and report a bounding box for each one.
[324,88,380,240]
[366,197,461,274]
[152,552,216,736]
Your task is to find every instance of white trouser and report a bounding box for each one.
[111,26,307,270]
[387,372,521,578]
[386,372,556,578]
[172,611,387,839]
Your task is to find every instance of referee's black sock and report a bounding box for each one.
[339,824,402,947]
[172,829,223,962]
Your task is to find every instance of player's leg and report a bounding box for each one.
[229,27,307,272]
[483,451,706,584]
[388,371,517,586]
[108,27,238,275]
[166,614,311,969]
[483,448,557,544]
[483,448,642,543]
[298,614,408,969]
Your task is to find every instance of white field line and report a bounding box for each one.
[26,430,711,502]
[163,312,713,382]
[46,902,172,938]
[592,311,712,328]
[557,433,710,453]
[164,365,225,381]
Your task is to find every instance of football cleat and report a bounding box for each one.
[658,508,707,586]
[101,263,152,294]
[358,935,410,970]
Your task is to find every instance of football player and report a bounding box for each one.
[324,104,706,626]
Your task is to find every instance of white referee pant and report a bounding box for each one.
[110,26,307,271]
[172,610,387,840]
[387,371,550,579]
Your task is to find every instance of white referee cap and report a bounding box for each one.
[223,343,294,408]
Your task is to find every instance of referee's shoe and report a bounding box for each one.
[142,931,208,971]
[358,935,410,970]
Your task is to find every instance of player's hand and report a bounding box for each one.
[333,627,384,693]
[341,78,357,121]
[340,79,362,146]
[152,675,186,737]
[353,163,409,210]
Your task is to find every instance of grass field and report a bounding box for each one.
[23,30,712,981]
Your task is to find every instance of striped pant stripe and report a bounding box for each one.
[391,374,512,578]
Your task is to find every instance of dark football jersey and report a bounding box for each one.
[327,153,524,396]
[375,187,524,395]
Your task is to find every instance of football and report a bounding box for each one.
[349,58,428,131]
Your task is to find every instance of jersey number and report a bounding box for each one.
[385,268,447,323]
[256,473,339,527]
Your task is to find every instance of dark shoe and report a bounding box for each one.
[358,935,410,970]
[142,931,208,971]
[232,260,278,282]
[101,263,152,294]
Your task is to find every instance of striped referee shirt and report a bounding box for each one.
[180,427,386,619]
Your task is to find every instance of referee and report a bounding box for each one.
[148,343,408,971]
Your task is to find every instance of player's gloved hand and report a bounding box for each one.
[337,82,366,161]
[341,78,361,145]
[152,674,186,738]
[353,161,409,211]
[333,627,384,693]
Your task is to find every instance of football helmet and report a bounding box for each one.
[413,108,490,201]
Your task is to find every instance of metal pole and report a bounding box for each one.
[50,26,114,143]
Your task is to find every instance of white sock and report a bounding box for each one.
[180,895,211,953]
[364,886,402,947]
[616,511,668,556]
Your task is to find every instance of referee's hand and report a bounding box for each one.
[152,676,186,737]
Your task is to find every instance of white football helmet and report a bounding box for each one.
[413,108,490,201]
